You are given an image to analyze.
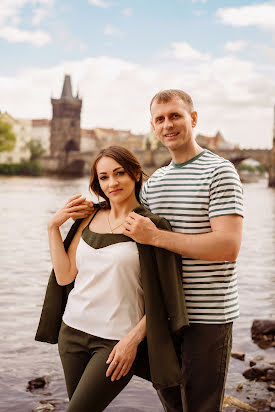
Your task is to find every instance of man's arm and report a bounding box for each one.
[123,213,243,262]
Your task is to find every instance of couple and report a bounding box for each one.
[35,89,244,412]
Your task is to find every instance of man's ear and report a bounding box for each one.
[150,120,155,131]
[191,111,198,128]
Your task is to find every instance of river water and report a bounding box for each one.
[0,176,274,412]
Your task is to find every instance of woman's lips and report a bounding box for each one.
[109,189,122,195]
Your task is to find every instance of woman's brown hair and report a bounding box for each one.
[89,145,145,208]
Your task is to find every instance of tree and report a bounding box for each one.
[26,139,46,161]
[0,118,16,152]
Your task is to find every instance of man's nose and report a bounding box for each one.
[163,118,173,129]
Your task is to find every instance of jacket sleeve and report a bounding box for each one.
[153,217,189,332]
[35,219,82,344]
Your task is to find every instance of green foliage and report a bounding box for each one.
[26,139,46,161]
[0,119,17,152]
[238,163,256,172]
[0,160,42,176]
[0,163,21,175]
[20,160,42,175]
[238,162,266,175]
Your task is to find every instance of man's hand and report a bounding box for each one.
[123,212,159,244]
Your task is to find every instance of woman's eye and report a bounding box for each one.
[100,176,107,180]
[117,171,125,176]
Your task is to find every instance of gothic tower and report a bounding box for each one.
[50,75,82,157]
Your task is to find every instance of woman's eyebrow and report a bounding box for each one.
[99,167,124,175]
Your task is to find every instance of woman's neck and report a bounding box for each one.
[109,198,140,219]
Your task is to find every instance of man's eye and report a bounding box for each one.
[172,114,179,118]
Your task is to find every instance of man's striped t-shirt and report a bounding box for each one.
[142,149,244,324]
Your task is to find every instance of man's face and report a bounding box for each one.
[150,97,197,152]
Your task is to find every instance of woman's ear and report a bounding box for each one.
[135,172,141,182]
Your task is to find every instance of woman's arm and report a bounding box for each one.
[48,194,93,286]
[106,315,146,381]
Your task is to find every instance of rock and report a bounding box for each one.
[243,364,275,381]
[27,376,48,391]
[243,367,266,380]
[32,398,68,412]
[250,361,257,367]
[232,352,245,361]
[267,383,275,391]
[266,368,275,381]
[236,383,244,391]
[32,404,55,411]
[270,401,275,409]
[222,395,257,410]
[251,320,275,349]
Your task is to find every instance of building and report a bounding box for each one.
[80,128,100,152]
[31,119,51,154]
[50,75,82,157]
[0,112,32,163]
[196,131,236,151]
[93,127,144,151]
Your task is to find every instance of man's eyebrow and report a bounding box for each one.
[99,167,124,175]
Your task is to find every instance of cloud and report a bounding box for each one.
[225,40,247,53]
[104,24,122,36]
[1,55,274,148]
[122,8,132,16]
[32,7,49,26]
[216,3,275,31]
[0,26,51,46]
[169,42,210,61]
[0,0,53,45]
[88,0,110,8]
[191,0,207,3]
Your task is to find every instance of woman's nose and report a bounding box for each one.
[109,176,118,186]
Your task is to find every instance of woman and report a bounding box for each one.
[35,146,188,412]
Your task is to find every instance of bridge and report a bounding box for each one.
[40,145,275,187]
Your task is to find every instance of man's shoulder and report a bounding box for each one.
[135,205,171,230]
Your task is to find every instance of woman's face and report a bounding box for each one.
[96,156,137,205]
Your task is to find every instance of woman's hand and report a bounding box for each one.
[106,335,138,381]
[48,194,94,228]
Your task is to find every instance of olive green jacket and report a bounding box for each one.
[35,204,189,389]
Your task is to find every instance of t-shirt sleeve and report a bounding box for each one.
[141,179,150,210]
[209,161,244,219]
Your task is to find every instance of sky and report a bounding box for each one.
[1,0,275,149]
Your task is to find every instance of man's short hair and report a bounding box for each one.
[150,89,194,113]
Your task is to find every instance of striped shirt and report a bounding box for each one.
[142,149,244,324]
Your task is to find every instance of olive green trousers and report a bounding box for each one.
[157,322,233,412]
[58,322,134,412]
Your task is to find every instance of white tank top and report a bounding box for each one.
[63,218,144,340]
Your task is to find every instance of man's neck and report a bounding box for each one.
[170,142,203,164]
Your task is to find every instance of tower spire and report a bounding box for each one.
[61,74,73,100]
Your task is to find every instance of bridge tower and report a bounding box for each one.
[269,105,275,187]
[50,75,82,157]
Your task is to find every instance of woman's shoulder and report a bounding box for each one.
[134,204,172,231]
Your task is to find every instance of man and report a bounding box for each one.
[123,89,244,412]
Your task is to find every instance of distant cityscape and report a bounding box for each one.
[0,74,274,186]
[0,74,237,166]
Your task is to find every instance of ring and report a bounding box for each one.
[113,361,118,365]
